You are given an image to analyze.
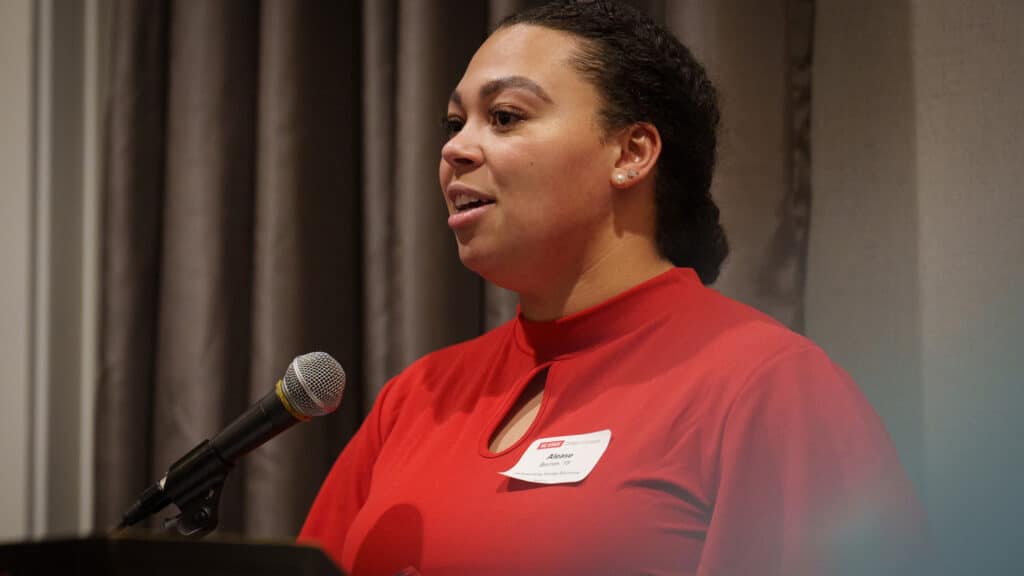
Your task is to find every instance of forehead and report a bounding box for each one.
[452,25,591,103]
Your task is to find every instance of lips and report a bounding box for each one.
[446,184,496,229]
[446,184,495,210]
[452,193,495,212]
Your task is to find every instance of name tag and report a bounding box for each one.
[500,429,612,485]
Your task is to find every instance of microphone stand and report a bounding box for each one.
[161,480,225,538]
[115,440,232,538]
[159,440,230,537]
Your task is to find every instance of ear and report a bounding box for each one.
[610,122,661,189]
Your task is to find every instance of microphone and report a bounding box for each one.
[118,351,346,530]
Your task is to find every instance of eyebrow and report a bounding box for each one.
[449,75,553,108]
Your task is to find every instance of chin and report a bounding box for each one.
[457,243,535,293]
[456,243,493,276]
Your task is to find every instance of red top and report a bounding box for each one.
[300,268,921,575]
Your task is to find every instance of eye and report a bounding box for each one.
[490,108,524,130]
[441,115,464,140]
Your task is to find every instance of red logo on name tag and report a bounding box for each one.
[538,440,564,449]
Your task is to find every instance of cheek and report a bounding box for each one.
[521,136,609,206]
[507,158,606,236]
[481,144,527,203]
[537,121,608,179]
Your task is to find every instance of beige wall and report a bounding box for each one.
[0,0,104,541]
[915,2,1024,572]
[807,0,924,499]
[809,1,1023,573]
[0,0,34,543]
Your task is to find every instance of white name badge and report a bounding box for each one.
[500,429,612,485]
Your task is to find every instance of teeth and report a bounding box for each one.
[454,194,490,209]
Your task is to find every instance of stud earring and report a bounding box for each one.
[614,173,627,184]
[627,169,639,179]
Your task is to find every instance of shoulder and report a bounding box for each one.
[369,320,517,432]
[676,280,824,379]
[689,295,879,448]
[660,279,869,427]
[402,318,516,379]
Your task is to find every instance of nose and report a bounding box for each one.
[441,125,483,172]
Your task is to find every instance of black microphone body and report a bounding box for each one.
[212,385,303,462]
[118,352,345,530]
[119,385,301,528]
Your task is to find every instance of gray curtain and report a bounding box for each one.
[96,0,812,538]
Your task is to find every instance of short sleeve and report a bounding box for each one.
[697,347,924,576]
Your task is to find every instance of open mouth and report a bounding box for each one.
[453,196,496,213]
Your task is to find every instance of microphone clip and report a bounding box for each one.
[162,481,224,538]
[158,439,231,537]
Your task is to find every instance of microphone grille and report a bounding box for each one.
[282,352,346,418]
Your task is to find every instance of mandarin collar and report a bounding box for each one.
[512,267,701,361]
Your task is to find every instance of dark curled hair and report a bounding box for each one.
[499,0,729,284]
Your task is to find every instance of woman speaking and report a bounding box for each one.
[300,2,922,574]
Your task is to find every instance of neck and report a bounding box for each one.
[518,238,674,321]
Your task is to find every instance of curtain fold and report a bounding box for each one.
[392,0,489,371]
[95,0,168,530]
[153,0,259,533]
[361,0,401,406]
[96,0,812,538]
[244,0,365,537]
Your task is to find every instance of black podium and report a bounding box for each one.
[0,535,344,575]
